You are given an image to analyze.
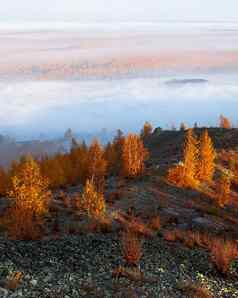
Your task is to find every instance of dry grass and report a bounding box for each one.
[121,229,143,267]
[163,229,177,242]
[87,216,113,234]
[114,212,154,238]
[149,215,161,231]
[163,228,238,275]
[177,280,213,298]
[209,237,238,274]
[5,271,23,290]
[163,228,212,249]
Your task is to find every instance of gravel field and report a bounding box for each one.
[0,233,237,297]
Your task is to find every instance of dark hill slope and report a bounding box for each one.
[145,127,238,166]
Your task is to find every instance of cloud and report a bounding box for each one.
[0,77,237,135]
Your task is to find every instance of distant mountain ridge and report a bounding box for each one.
[166,78,208,86]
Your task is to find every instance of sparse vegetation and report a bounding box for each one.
[121,229,143,267]
[177,280,214,298]
[209,237,238,275]
[6,156,51,240]
[0,122,237,296]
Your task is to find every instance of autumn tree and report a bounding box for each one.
[69,141,88,185]
[122,133,149,178]
[7,156,51,239]
[216,172,231,207]
[40,155,66,189]
[182,129,199,187]
[167,129,199,188]
[81,179,106,218]
[220,114,231,129]
[167,162,185,187]
[104,141,118,176]
[140,121,153,139]
[197,129,216,183]
[87,139,107,192]
[112,129,125,175]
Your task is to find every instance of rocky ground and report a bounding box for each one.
[0,233,238,298]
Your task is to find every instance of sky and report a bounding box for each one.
[1,0,238,23]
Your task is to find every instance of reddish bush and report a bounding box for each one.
[121,229,143,267]
[149,216,161,231]
[209,237,238,274]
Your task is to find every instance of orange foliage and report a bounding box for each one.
[197,129,216,183]
[69,141,88,185]
[167,163,186,187]
[81,179,106,218]
[40,155,67,189]
[111,129,125,175]
[104,142,118,176]
[183,129,199,186]
[167,129,199,188]
[5,272,23,290]
[209,237,238,274]
[87,139,107,193]
[149,216,161,231]
[122,133,149,178]
[178,281,213,298]
[140,121,153,139]
[219,114,231,129]
[121,229,143,267]
[216,173,231,207]
[7,156,51,240]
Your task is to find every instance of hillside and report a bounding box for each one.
[0,127,238,297]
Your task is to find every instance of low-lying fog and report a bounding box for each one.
[0,22,238,140]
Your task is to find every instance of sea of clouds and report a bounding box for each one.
[0,22,237,139]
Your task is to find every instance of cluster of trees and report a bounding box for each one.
[167,127,235,207]
[2,126,151,239]
[2,116,236,240]
[0,127,150,197]
[167,129,216,188]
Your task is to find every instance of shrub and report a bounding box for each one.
[149,216,161,231]
[5,272,23,290]
[209,237,238,274]
[121,229,143,267]
[177,280,213,298]
[216,173,231,207]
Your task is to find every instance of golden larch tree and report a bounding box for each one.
[104,142,118,176]
[167,129,199,188]
[140,121,153,139]
[81,179,106,218]
[69,141,88,185]
[217,173,231,207]
[87,139,107,192]
[197,129,216,183]
[7,156,51,240]
[122,133,149,178]
[112,129,125,175]
[183,129,199,187]
[40,155,66,189]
